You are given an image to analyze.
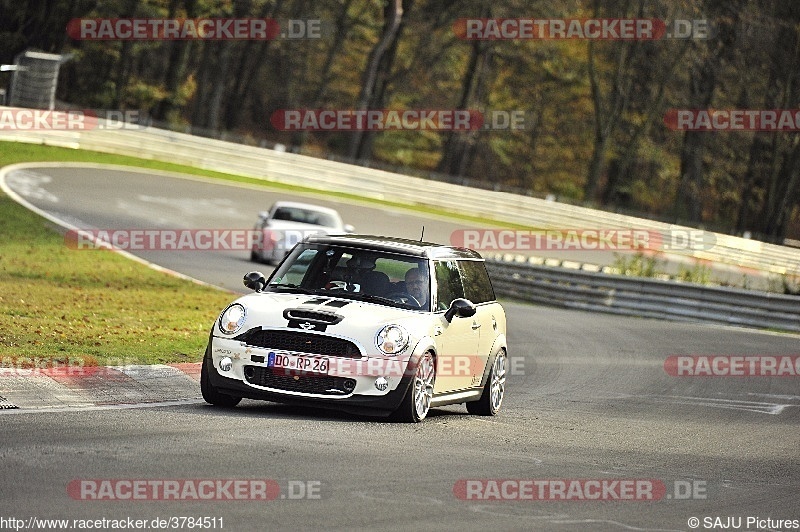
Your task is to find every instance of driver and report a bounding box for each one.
[404,267,429,306]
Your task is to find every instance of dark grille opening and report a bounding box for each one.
[283,308,343,325]
[236,329,362,359]
[244,365,356,395]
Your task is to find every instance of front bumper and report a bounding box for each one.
[206,336,416,415]
[251,245,280,263]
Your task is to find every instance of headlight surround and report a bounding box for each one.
[375,324,409,356]
[218,303,247,335]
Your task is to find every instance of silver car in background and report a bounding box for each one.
[250,201,354,264]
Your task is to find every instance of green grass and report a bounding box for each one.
[611,252,720,285]
[0,141,526,369]
[0,185,233,367]
[611,252,663,279]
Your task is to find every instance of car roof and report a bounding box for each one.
[271,201,341,216]
[304,234,483,260]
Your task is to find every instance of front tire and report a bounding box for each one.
[467,350,506,416]
[392,352,435,423]
[201,351,242,408]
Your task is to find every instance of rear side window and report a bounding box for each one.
[434,260,464,311]
[458,260,495,304]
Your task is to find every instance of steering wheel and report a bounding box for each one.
[386,292,421,307]
[326,280,359,292]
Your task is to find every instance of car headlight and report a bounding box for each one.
[218,303,247,335]
[375,324,409,356]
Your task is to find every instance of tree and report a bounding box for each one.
[347,0,406,161]
[673,0,743,223]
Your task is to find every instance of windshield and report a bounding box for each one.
[271,207,339,228]
[266,244,430,311]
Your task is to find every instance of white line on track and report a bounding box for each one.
[0,398,205,415]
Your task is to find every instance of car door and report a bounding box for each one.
[432,260,481,392]
[458,259,500,386]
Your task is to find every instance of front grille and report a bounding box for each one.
[244,365,356,395]
[236,329,362,359]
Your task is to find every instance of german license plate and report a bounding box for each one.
[268,352,329,375]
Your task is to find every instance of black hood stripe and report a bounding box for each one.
[300,297,331,306]
[323,300,351,308]
[298,297,352,309]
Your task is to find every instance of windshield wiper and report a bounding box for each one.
[352,293,415,308]
[267,283,315,294]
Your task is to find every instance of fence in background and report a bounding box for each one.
[2,112,798,277]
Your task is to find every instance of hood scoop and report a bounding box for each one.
[283,308,344,325]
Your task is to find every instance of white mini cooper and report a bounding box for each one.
[202,234,508,422]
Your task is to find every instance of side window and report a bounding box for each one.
[375,258,418,283]
[434,260,464,311]
[458,260,496,304]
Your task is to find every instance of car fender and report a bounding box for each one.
[390,336,437,393]
[409,335,437,365]
[477,334,508,388]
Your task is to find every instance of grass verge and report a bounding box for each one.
[0,142,251,367]
[0,189,234,367]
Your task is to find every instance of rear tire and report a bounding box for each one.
[466,350,506,416]
[391,352,435,423]
[201,348,242,408]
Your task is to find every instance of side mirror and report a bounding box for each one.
[343,224,355,233]
[444,298,476,322]
[243,271,266,292]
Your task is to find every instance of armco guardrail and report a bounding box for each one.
[486,258,800,332]
[1,106,800,277]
